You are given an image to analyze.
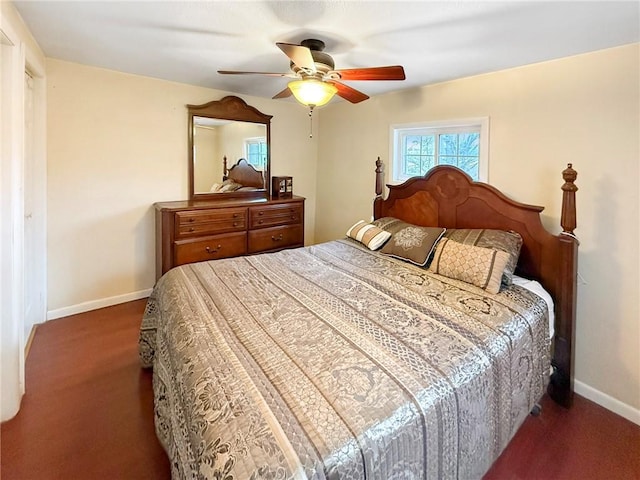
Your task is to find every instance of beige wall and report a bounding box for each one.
[47,59,318,312]
[316,44,640,413]
[218,121,265,163]
[193,126,220,192]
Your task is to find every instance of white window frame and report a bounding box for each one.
[244,137,267,169]
[390,117,489,183]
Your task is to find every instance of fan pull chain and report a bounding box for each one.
[308,106,315,138]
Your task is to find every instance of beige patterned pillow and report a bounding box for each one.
[444,228,523,285]
[346,221,391,251]
[373,218,445,266]
[429,238,510,294]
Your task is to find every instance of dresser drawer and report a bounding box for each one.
[249,203,303,229]
[248,225,303,254]
[156,197,305,279]
[176,208,247,238]
[174,232,247,265]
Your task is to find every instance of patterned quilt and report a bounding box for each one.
[139,239,550,480]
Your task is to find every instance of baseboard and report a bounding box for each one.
[46,288,153,321]
[575,379,640,426]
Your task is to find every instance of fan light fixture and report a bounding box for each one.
[288,79,337,107]
[218,38,405,138]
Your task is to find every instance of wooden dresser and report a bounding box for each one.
[155,196,305,279]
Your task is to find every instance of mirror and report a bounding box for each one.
[188,96,272,199]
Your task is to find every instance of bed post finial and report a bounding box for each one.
[561,163,578,234]
[375,157,384,197]
[223,156,228,176]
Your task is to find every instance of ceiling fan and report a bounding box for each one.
[218,39,406,107]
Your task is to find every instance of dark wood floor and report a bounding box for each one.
[2,299,639,479]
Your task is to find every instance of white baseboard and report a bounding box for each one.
[46,288,153,321]
[575,379,640,426]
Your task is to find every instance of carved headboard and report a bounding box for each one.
[224,157,264,189]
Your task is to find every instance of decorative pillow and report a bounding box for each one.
[210,179,243,193]
[346,221,391,251]
[429,238,510,294]
[372,217,445,266]
[444,228,523,285]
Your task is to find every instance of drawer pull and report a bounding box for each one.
[205,245,222,254]
[189,227,195,232]
[258,211,264,216]
[188,218,195,223]
[233,222,239,227]
[233,213,239,218]
[271,234,284,242]
[291,215,296,220]
[258,220,264,224]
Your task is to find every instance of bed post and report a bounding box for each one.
[375,157,384,196]
[373,157,384,219]
[223,156,228,176]
[548,164,579,407]
[560,164,578,234]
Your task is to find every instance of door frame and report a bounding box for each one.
[1,7,47,422]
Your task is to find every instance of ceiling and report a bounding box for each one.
[14,1,640,102]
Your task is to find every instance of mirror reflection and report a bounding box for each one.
[193,117,267,194]
[188,96,272,200]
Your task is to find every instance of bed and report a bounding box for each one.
[140,161,578,479]
[210,157,265,193]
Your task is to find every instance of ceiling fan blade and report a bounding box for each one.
[276,42,317,73]
[272,87,292,99]
[328,81,370,104]
[333,66,406,81]
[217,70,294,77]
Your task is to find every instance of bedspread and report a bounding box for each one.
[139,239,550,480]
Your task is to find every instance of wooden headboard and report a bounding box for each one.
[223,157,265,189]
[373,159,579,408]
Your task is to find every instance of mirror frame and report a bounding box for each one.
[188,96,272,200]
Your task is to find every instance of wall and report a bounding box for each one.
[316,44,640,420]
[193,126,219,192]
[218,121,265,163]
[46,59,318,316]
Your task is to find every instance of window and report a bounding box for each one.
[244,137,267,170]
[391,118,489,182]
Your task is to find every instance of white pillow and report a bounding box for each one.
[346,220,392,251]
